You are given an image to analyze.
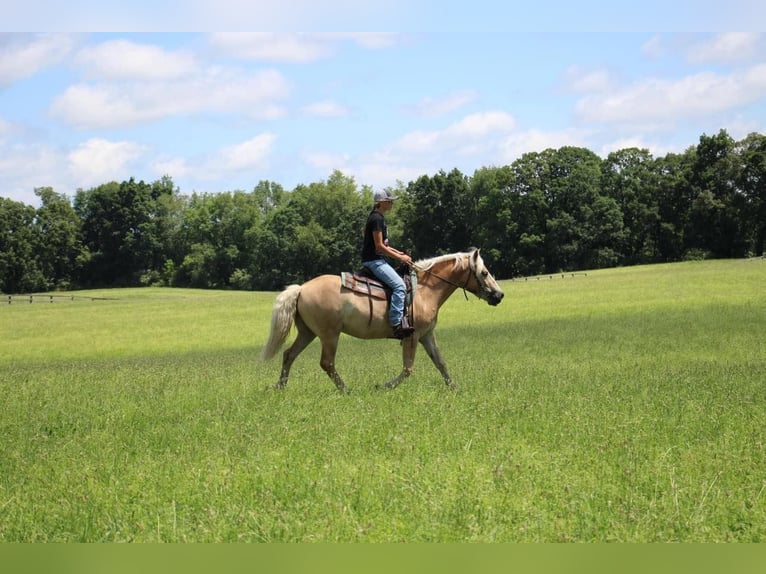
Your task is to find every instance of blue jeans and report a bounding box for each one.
[362,259,406,326]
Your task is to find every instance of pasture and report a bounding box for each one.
[1,259,764,541]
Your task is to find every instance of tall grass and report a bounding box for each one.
[1,260,764,541]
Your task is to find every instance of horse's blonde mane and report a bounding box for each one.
[415,251,472,271]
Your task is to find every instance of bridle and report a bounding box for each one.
[411,255,480,301]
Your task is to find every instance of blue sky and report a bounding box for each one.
[2,5,766,206]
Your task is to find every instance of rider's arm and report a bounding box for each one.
[372,230,412,265]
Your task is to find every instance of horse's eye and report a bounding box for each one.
[481,270,489,278]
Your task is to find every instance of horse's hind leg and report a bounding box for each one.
[275,316,315,390]
[319,335,350,393]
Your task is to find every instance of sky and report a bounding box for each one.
[2,4,766,206]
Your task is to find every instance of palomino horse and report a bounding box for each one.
[261,248,504,392]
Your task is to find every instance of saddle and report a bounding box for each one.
[340,266,417,328]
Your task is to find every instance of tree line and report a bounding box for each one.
[1,129,764,294]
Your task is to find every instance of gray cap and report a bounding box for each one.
[374,189,398,202]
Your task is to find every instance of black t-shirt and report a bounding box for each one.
[362,210,388,262]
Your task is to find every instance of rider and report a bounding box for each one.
[362,190,415,339]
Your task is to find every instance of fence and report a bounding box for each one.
[510,272,588,282]
[5,294,117,304]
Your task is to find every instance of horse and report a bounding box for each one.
[261,248,504,392]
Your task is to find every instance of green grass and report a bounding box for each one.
[1,259,765,541]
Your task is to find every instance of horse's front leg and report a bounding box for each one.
[419,330,456,389]
[377,337,418,390]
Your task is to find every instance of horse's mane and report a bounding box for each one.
[415,250,473,271]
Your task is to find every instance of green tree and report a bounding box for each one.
[273,171,370,282]
[147,176,185,285]
[242,180,288,289]
[735,132,766,256]
[255,200,305,288]
[509,147,618,272]
[177,242,218,288]
[653,151,693,261]
[402,168,473,258]
[544,147,608,270]
[601,148,661,264]
[686,129,747,258]
[508,153,557,276]
[33,187,84,290]
[74,177,177,286]
[470,165,518,277]
[0,198,45,293]
[175,189,265,288]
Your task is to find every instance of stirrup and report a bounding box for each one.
[392,321,414,339]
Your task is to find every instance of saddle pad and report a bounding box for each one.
[340,272,388,300]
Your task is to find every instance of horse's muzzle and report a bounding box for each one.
[487,291,504,306]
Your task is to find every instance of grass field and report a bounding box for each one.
[1,259,765,541]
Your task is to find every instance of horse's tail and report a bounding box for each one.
[261,284,302,361]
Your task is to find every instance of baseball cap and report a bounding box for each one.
[373,189,398,202]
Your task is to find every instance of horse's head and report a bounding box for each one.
[467,249,504,306]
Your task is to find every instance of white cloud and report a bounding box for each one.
[687,32,762,64]
[50,67,290,129]
[396,111,516,155]
[599,136,652,154]
[499,128,591,162]
[0,136,156,205]
[717,116,766,141]
[304,150,352,173]
[75,39,199,80]
[575,64,766,124]
[302,100,352,118]
[0,33,77,86]
[565,66,613,93]
[395,130,439,154]
[304,111,519,190]
[151,134,278,183]
[216,133,277,172]
[447,111,516,138]
[342,33,401,49]
[353,161,429,190]
[67,138,146,188]
[597,136,682,160]
[208,32,402,62]
[308,146,433,191]
[52,84,150,128]
[409,90,479,118]
[641,35,664,59]
[209,33,335,63]
[0,116,13,138]
[0,141,65,204]
[151,157,191,179]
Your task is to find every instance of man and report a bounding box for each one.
[362,190,415,339]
